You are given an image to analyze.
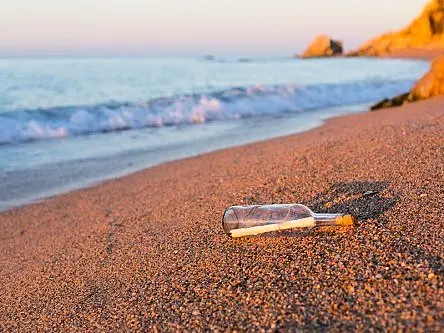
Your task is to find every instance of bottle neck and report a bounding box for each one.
[313,213,342,227]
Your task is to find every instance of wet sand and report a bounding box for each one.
[1,97,443,331]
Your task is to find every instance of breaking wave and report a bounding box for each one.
[0,80,414,145]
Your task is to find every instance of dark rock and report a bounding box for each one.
[370,93,410,111]
[300,35,344,58]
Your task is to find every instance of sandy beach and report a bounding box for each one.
[1,95,442,330]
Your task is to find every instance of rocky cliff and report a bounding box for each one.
[349,0,444,56]
[371,55,444,110]
[409,55,444,101]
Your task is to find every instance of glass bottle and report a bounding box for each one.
[222,204,354,238]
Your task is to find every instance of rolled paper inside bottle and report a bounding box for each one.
[230,217,316,238]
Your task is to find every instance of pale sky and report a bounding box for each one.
[0,0,428,56]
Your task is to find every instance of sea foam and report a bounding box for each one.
[0,80,414,145]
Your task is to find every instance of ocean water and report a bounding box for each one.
[0,56,429,209]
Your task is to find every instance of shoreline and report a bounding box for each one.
[0,53,431,212]
[1,96,443,330]
[0,103,369,212]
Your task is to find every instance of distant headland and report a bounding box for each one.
[299,0,444,59]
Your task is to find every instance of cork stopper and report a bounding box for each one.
[335,214,355,226]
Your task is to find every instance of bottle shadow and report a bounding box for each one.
[246,181,399,238]
[303,181,398,222]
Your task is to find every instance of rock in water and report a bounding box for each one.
[348,0,444,56]
[300,35,343,58]
[409,55,444,101]
[370,93,410,111]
